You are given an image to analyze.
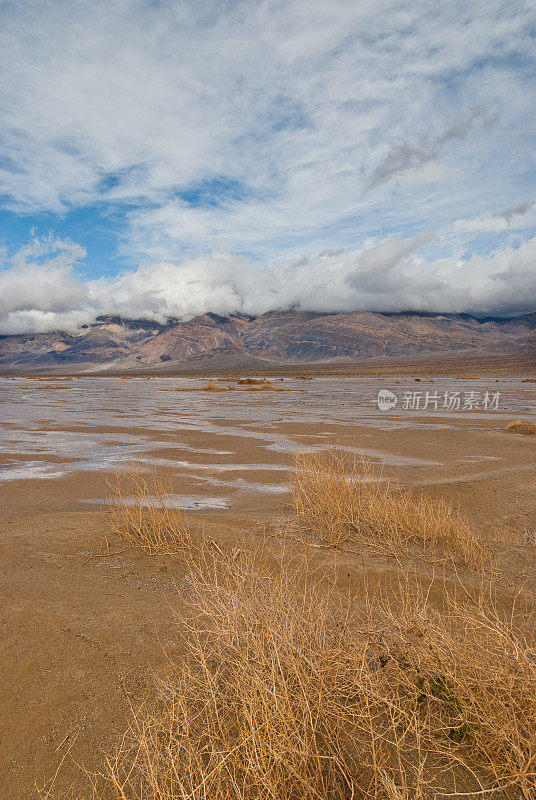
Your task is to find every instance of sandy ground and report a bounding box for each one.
[1,357,536,798]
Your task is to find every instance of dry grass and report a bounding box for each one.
[173,379,286,392]
[243,380,285,391]
[43,450,536,799]
[379,583,536,799]
[370,583,536,799]
[202,381,234,392]
[34,384,72,390]
[106,471,191,554]
[292,449,486,568]
[77,548,536,799]
[506,419,536,436]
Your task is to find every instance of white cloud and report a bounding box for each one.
[0,235,92,333]
[0,0,535,327]
[1,232,535,334]
[0,0,534,262]
[453,201,536,233]
[362,107,498,192]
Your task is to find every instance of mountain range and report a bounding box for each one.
[1,310,535,371]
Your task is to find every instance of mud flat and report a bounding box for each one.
[1,366,536,797]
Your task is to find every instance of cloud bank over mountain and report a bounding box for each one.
[0,0,535,331]
[1,233,536,334]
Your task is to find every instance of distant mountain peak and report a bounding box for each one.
[0,310,534,370]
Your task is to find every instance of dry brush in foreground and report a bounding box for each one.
[49,457,534,799]
[72,547,536,799]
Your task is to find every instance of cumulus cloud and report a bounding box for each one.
[0,235,94,333]
[1,232,535,335]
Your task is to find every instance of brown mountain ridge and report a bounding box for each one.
[1,310,535,371]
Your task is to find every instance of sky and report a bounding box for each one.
[0,0,535,333]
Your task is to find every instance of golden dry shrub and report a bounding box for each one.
[292,449,485,568]
[202,381,234,391]
[106,471,191,554]
[243,381,285,391]
[505,419,536,435]
[34,384,72,390]
[374,584,536,800]
[87,550,536,799]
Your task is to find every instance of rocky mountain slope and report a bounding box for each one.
[1,310,535,370]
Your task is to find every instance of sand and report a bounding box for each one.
[1,356,536,798]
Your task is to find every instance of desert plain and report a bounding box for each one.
[1,354,536,798]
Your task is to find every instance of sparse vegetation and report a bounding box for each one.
[202,381,235,391]
[173,380,287,392]
[106,471,191,554]
[292,449,486,567]
[243,380,285,391]
[78,546,536,800]
[506,419,536,435]
[34,384,72,390]
[43,448,536,799]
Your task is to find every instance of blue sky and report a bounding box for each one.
[0,0,535,332]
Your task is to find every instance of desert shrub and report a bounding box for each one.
[202,381,234,391]
[375,585,536,799]
[506,419,536,436]
[107,471,191,554]
[84,550,536,799]
[242,380,285,391]
[292,449,486,567]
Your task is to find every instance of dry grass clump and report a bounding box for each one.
[34,384,72,390]
[370,585,536,799]
[506,419,536,435]
[86,550,536,799]
[174,378,285,392]
[106,471,191,554]
[202,381,234,392]
[293,449,485,567]
[243,380,285,392]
